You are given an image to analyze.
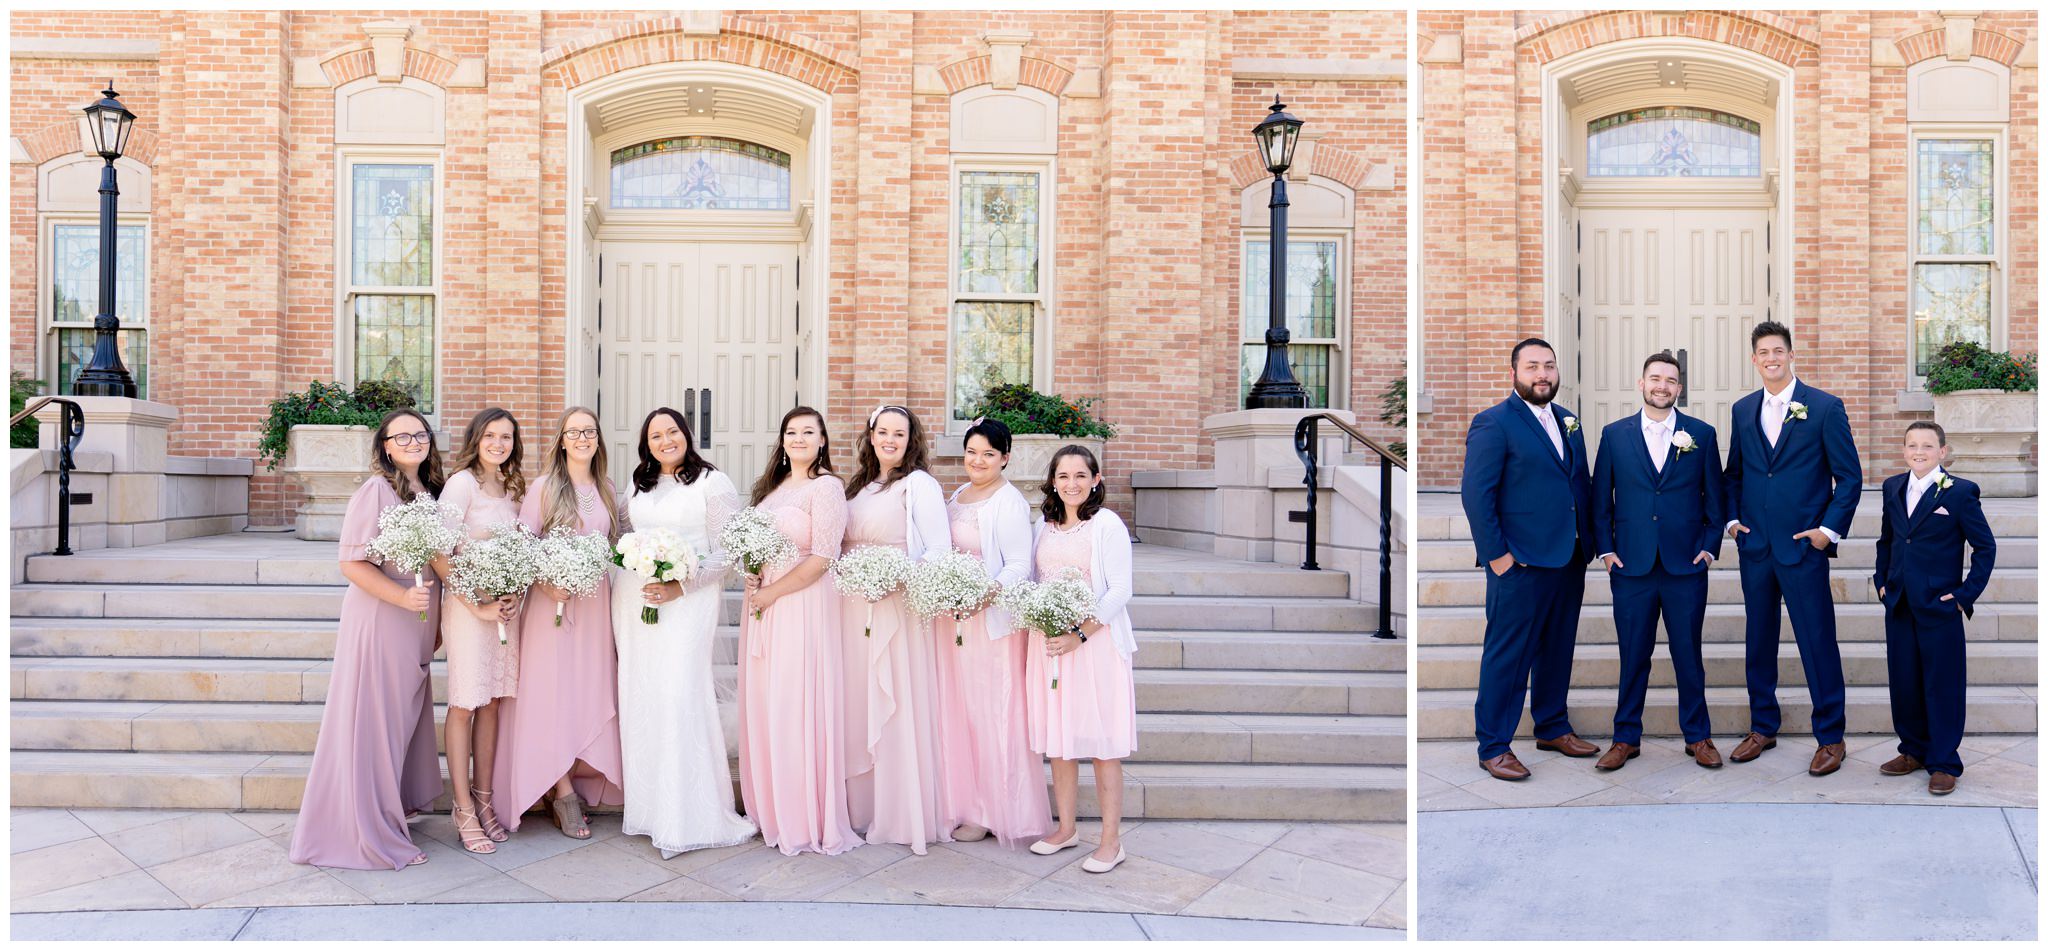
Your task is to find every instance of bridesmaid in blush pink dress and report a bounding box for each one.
[492,407,626,839]
[736,406,861,856]
[840,405,953,854]
[934,418,1052,848]
[289,409,445,870]
[1023,445,1138,874]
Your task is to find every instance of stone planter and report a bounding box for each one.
[283,424,375,540]
[1006,434,1107,489]
[1930,388,2037,497]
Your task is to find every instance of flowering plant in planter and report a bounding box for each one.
[257,380,420,470]
[966,370,1116,439]
[1924,341,2038,396]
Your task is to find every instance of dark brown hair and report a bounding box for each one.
[1641,350,1681,377]
[447,407,527,503]
[1751,320,1793,352]
[1038,443,1106,524]
[964,417,1013,466]
[845,405,932,499]
[1906,420,1948,446]
[632,407,715,493]
[749,406,834,506]
[369,408,445,502]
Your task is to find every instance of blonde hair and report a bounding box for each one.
[540,406,620,541]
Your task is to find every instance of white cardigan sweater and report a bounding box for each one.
[1030,508,1138,660]
[948,479,1034,640]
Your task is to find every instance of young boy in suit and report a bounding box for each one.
[1871,421,1996,795]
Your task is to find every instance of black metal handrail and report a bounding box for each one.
[10,397,87,556]
[1293,413,1404,639]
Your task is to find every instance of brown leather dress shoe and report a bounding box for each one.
[1594,742,1638,770]
[1685,739,1723,768]
[1808,743,1847,776]
[1879,754,1924,776]
[1929,772,1957,795]
[1480,751,1531,781]
[1729,732,1776,763]
[1535,733,1600,757]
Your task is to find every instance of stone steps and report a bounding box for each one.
[1417,641,2038,690]
[5,751,1406,822]
[1414,535,2038,571]
[1414,491,2039,541]
[1419,602,2039,645]
[1417,567,2036,607]
[1415,685,2039,740]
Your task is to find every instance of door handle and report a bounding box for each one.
[700,388,712,449]
[1675,348,1689,408]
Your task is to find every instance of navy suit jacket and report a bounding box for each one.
[1461,394,1594,569]
[1723,381,1862,565]
[1872,471,1996,620]
[1590,410,1726,577]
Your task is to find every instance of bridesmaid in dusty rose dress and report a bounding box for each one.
[289,409,445,870]
[1024,445,1138,874]
[839,405,953,853]
[934,418,1051,848]
[736,406,861,856]
[492,407,626,839]
[428,408,526,854]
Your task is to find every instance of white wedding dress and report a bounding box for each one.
[612,470,758,856]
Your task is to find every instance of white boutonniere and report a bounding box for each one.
[1936,474,1955,492]
[1785,401,1808,422]
[1562,415,1579,435]
[1671,430,1697,454]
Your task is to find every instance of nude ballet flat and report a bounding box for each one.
[1081,846,1126,873]
[1029,832,1081,855]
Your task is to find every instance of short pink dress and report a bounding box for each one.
[1024,523,1139,761]
[437,469,521,711]
[935,496,1052,847]
[491,475,627,827]
[736,474,861,856]
[289,477,442,870]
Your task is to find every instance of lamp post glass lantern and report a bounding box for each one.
[1246,95,1308,410]
[71,83,139,398]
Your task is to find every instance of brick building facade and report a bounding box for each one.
[10,10,1405,523]
[1415,9,2037,486]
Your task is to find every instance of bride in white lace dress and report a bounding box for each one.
[612,409,758,857]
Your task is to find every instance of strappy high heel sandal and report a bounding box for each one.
[471,787,509,843]
[546,790,591,839]
[451,803,496,854]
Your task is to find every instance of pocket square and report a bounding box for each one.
[1934,506,1951,516]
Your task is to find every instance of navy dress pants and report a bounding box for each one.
[1737,547,1847,744]
[1609,563,1711,745]
[1884,601,1968,777]
[1475,560,1585,760]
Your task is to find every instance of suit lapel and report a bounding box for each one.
[1654,413,1682,487]
[1508,396,1568,473]
[1766,383,1797,467]
[1552,405,1576,473]
[1906,472,1944,536]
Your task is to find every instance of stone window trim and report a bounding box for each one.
[333,146,444,420]
[946,155,1057,433]
[36,213,151,399]
[34,152,154,399]
[1904,124,2008,390]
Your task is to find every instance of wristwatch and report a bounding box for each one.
[1069,624,1088,643]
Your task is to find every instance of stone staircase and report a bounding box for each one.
[1416,490,2039,743]
[10,534,1404,822]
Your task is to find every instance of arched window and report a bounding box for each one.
[1586,107,1761,178]
[609,137,791,210]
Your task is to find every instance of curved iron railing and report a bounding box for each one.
[10,397,86,556]
[1294,413,1403,639]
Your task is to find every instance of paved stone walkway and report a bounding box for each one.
[8,809,1404,935]
[1419,733,2036,811]
[1419,803,2037,940]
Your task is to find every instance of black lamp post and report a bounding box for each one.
[1245,95,1308,410]
[71,83,139,398]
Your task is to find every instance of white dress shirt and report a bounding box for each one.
[1642,409,1676,473]
[1905,467,1945,519]
[1729,377,1840,544]
[1525,398,1564,459]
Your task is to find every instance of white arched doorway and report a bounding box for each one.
[565,62,832,485]
[1542,39,1795,457]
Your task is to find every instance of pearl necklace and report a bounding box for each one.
[575,483,598,515]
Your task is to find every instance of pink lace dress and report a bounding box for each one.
[1024,522,1138,761]
[437,469,521,710]
[736,474,861,856]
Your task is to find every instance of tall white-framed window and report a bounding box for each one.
[948,158,1054,424]
[1907,129,2006,381]
[1239,174,1354,409]
[336,149,443,414]
[34,153,152,398]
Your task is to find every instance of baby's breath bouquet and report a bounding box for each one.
[612,528,700,624]
[831,545,914,638]
[535,526,613,627]
[906,551,996,645]
[446,521,541,644]
[365,494,464,620]
[719,507,797,619]
[998,569,1097,689]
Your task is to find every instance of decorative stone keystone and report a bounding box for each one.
[363,21,413,83]
[1943,11,1980,62]
[983,32,1034,90]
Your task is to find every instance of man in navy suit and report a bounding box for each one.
[1461,338,1599,780]
[1722,321,1862,776]
[1872,421,1995,795]
[1589,351,1726,770]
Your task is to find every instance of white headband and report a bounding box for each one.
[868,404,908,429]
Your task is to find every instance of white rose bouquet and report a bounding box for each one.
[998,569,1098,689]
[612,528,700,624]
[364,494,464,621]
[906,550,996,645]
[535,526,613,627]
[446,521,541,644]
[719,507,797,619]
[830,545,914,638]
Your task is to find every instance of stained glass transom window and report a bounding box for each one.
[609,137,791,210]
[1917,139,1995,256]
[50,223,148,398]
[1587,107,1762,178]
[957,171,1041,295]
[1242,240,1340,407]
[351,165,434,286]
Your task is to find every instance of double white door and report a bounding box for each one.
[1578,206,1770,459]
[599,239,798,487]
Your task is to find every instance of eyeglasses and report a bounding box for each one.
[562,428,601,441]
[384,431,434,447]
